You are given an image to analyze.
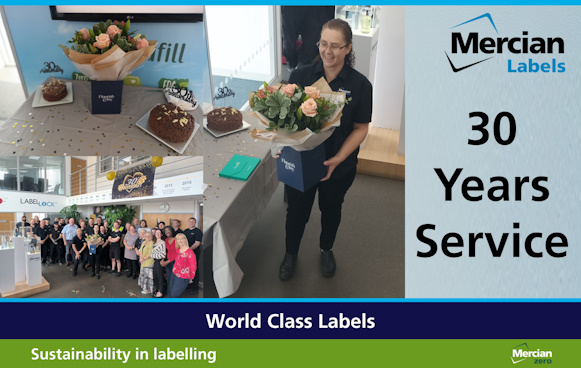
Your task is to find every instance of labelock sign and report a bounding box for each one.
[20,198,56,207]
[445,13,566,73]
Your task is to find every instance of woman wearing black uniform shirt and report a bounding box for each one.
[279,19,373,280]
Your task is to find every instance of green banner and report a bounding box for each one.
[0,340,577,367]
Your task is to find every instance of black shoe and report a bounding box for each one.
[108,270,115,275]
[97,274,101,280]
[279,253,297,280]
[132,275,137,280]
[320,249,336,277]
[72,272,77,277]
[127,273,132,278]
[115,272,121,278]
[83,267,88,272]
[91,272,95,278]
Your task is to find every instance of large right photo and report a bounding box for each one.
[202,5,404,298]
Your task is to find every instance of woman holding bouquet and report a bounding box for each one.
[279,19,373,280]
[88,225,104,279]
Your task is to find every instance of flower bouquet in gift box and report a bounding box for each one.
[86,234,102,255]
[249,78,346,191]
[59,19,157,114]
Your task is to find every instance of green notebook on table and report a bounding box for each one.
[219,154,261,181]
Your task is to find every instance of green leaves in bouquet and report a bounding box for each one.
[123,19,131,36]
[116,37,131,52]
[265,92,291,119]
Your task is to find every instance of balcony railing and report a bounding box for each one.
[69,156,202,197]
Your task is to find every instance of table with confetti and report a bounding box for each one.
[0,79,203,157]
[203,111,279,298]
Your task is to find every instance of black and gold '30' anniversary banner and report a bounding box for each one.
[112,162,156,199]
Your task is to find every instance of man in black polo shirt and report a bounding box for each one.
[184,217,203,293]
[72,228,88,276]
[35,220,51,266]
[172,219,183,235]
[108,222,123,277]
[86,218,95,235]
[50,222,64,265]
[15,216,31,237]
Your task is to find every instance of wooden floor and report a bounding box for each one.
[1,277,50,298]
[357,126,405,180]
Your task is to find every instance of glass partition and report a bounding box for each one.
[0,156,64,193]
[206,6,279,110]
[0,156,18,190]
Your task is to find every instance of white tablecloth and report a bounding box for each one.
[0,79,202,156]
[203,112,279,297]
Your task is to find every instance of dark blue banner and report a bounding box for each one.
[0,301,579,339]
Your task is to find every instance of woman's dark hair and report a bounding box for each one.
[164,226,175,238]
[314,18,355,67]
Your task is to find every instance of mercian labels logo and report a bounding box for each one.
[446,13,566,73]
[511,343,553,365]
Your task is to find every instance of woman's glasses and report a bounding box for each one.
[317,41,348,51]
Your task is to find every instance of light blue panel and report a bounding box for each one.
[3,6,208,101]
[406,6,581,297]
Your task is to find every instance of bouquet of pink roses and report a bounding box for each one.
[86,233,103,255]
[249,77,346,154]
[59,19,156,81]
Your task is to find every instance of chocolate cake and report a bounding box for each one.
[41,79,67,102]
[207,107,243,132]
[148,103,195,143]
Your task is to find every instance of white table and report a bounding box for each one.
[203,112,279,297]
[0,79,203,157]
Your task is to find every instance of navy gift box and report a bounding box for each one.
[91,80,123,114]
[277,144,327,192]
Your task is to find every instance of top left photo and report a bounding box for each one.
[0,6,210,157]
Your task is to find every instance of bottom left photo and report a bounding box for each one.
[0,155,203,299]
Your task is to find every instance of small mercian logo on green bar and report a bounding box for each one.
[511,343,553,364]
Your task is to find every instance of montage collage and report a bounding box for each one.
[0,5,404,300]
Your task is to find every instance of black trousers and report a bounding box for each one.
[285,168,356,255]
[281,6,335,68]
[153,259,165,294]
[127,259,139,276]
[101,245,110,268]
[54,241,65,263]
[41,241,51,263]
[73,251,89,274]
[90,249,102,274]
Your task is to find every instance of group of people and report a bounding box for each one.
[15,215,202,298]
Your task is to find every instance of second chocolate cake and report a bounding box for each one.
[207,107,243,132]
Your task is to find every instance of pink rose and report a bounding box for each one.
[79,28,90,41]
[136,38,149,50]
[300,98,318,118]
[106,25,122,40]
[93,33,111,49]
[304,86,320,99]
[282,83,297,97]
